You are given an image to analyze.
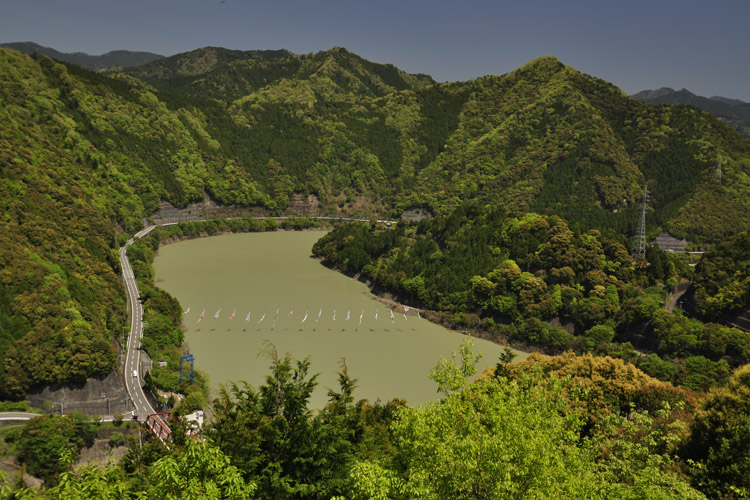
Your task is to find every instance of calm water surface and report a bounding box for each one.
[153,231,527,407]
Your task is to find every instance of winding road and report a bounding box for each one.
[120,226,158,421]
[117,217,395,436]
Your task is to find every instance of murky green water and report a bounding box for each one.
[153,231,527,407]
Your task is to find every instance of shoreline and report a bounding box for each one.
[358,278,537,358]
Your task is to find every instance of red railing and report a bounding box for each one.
[144,412,172,442]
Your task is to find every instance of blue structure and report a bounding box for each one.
[179,354,194,385]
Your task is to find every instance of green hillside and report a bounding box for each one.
[3,44,750,499]
[402,57,750,241]
[129,50,750,243]
[123,46,434,99]
[632,87,750,136]
[2,45,750,398]
[119,46,294,78]
[692,231,750,320]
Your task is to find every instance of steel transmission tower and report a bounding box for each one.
[179,354,194,385]
[716,156,722,183]
[633,185,649,257]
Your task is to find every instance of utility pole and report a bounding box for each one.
[633,185,649,258]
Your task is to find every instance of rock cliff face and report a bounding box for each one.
[401,208,433,222]
[286,193,320,216]
[26,371,131,416]
[652,232,689,253]
[149,192,321,223]
[147,194,262,225]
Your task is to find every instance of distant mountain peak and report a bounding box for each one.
[632,87,750,136]
[631,87,677,100]
[709,95,748,107]
[124,46,296,78]
[327,46,352,54]
[518,55,565,72]
[0,41,164,70]
[122,45,435,100]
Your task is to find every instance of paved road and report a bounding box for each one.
[159,215,400,226]
[120,225,158,422]
[0,412,120,422]
[666,279,692,313]
[117,217,393,435]
[0,412,42,422]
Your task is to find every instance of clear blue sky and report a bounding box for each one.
[3,0,749,100]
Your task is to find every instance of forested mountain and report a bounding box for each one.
[119,46,296,79]
[122,45,434,96]
[632,87,750,136]
[127,51,750,242]
[2,45,750,396]
[3,43,750,498]
[692,231,750,321]
[313,210,748,390]
[0,41,164,69]
[403,58,750,241]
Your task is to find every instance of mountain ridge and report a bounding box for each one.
[1,45,750,397]
[632,87,750,136]
[119,45,297,78]
[1,45,748,498]
[0,41,164,70]
[117,45,436,102]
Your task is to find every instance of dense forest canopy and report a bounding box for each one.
[7,343,750,498]
[312,209,749,390]
[2,43,750,395]
[692,231,750,320]
[1,43,750,498]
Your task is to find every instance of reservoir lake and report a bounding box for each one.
[153,230,527,407]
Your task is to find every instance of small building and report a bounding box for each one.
[185,410,204,432]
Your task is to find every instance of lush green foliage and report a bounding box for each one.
[10,347,731,499]
[346,342,705,499]
[33,46,750,240]
[685,364,750,499]
[13,437,253,500]
[313,207,749,389]
[2,41,749,499]
[206,347,403,500]
[2,45,750,395]
[15,413,100,484]
[693,231,750,320]
[399,57,750,242]
[11,341,750,499]
[502,352,700,427]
